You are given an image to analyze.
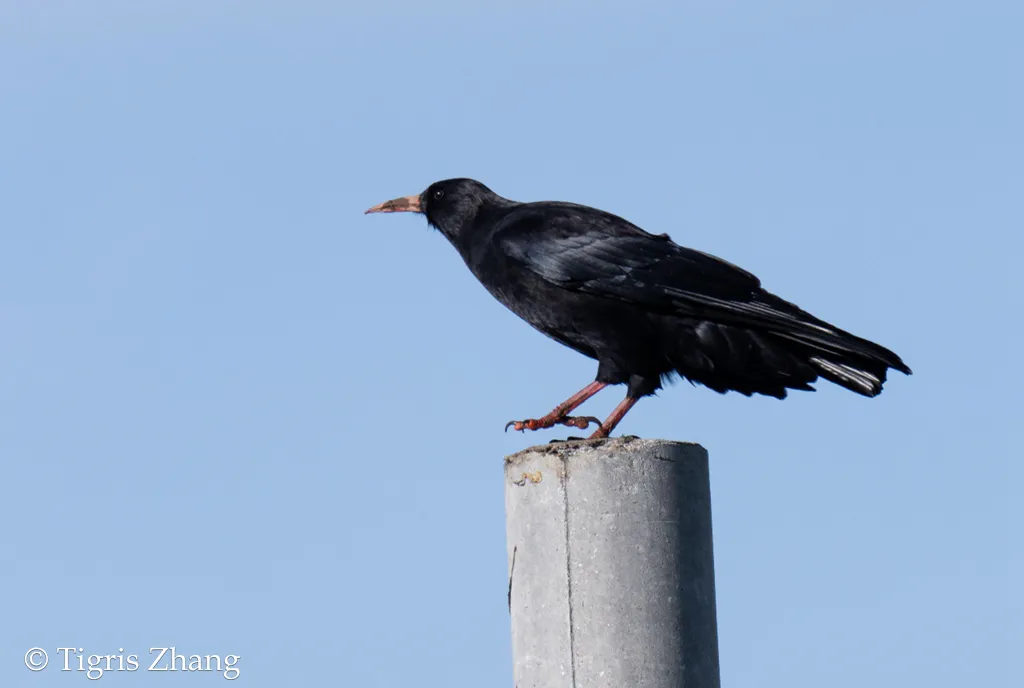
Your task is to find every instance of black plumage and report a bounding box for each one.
[366,178,911,437]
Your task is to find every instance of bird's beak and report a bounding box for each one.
[364,194,423,215]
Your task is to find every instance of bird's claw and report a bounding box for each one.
[504,415,604,433]
[505,418,540,432]
[561,415,603,430]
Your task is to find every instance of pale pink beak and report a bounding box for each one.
[365,194,423,214]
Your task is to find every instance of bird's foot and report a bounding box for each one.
[504,415,603,433]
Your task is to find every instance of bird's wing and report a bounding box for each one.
[496,203,759,296]
[495,204,762,307]
[495,205,860,351]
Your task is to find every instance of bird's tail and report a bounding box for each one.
[776,323,911,398]
[662,290,911,399]
[732,289,911,397]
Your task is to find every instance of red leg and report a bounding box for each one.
[506,381,609,433]
[588,395,641,439]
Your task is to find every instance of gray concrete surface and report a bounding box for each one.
[505,437,719,688]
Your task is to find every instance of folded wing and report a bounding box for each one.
[497,205,911,384]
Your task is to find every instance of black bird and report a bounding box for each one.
[366,178,911,438]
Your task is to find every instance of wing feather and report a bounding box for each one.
[495,204,909,373]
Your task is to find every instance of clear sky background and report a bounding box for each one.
[1,1,1018,686]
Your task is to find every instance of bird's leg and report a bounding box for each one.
[588,395,641,439]
[505,381,608,433]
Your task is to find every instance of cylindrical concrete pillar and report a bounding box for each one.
[505,437,719,688]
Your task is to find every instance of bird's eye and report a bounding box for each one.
[432,189,444,200]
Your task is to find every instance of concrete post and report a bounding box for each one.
[505,437,720,688]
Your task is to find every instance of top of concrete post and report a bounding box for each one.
[506,436,706,465]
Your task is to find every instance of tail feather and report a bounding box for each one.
[665,315,911,399]
[809,356,885,397]
[664,287,913,377]
[773,317,911,397]
[749,292,912,396]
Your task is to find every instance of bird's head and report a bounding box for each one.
[365,178,504,240]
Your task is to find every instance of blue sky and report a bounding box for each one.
[1,1,1018,685]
